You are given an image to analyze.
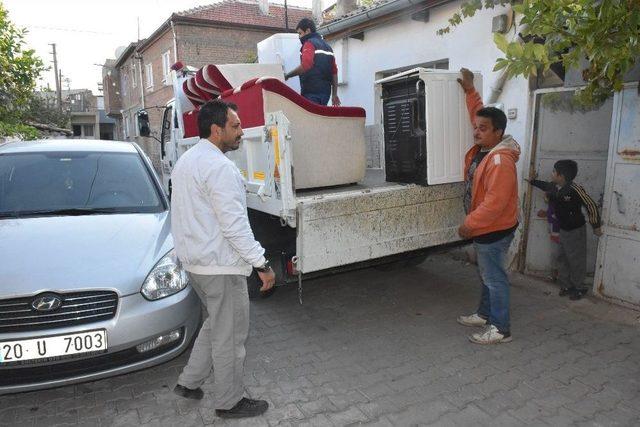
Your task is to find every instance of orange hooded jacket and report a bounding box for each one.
[463,89,520,238]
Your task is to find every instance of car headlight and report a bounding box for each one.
[141,250,189,300]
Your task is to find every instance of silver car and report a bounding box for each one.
[0,139,200,394]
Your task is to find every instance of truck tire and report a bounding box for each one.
[247,270,276,300]
[404,254,428,267]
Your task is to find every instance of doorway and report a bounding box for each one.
[521,88,613,284]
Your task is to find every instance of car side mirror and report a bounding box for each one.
[137,110,150,137]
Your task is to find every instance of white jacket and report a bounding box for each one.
[170,139,265,276]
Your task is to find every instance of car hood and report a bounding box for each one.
[0,212,173,298]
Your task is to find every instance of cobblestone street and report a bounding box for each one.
[1,254,639,426]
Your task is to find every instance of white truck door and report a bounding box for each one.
[159,103,175,192]
[594,84,640,306]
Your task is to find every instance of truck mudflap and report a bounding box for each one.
[294,183,466,274]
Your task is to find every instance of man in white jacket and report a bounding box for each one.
[170,99,275,419]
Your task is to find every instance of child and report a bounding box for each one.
[527,160,603,300]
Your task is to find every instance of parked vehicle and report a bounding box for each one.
[141,36,479,299]
[0,139,201,394]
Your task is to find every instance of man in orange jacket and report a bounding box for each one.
[455,68,520,345]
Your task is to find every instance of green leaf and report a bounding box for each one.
[493,59,509,71]
[507,42,524,58]
[494,33,509,53]
[440,0,640,103]
[533,44,547,61]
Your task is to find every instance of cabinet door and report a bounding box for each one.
[423,72,479,185]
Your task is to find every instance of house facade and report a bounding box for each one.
[103,43,144,145]
[103,0,312,171]
[320,0,640,308]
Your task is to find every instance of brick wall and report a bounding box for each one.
[119,55,143,112]
[139,31,175,172]
[177,24,277,68]
[102,60,121,116]
[115,53,143,144]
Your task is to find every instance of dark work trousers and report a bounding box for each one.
[558,225,588,290]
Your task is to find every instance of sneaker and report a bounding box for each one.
[457,313,488,327]
[216,397,269,419]
[469,325,512,345]
[559,287,576,297]
[569,287,588,301]
[173,384,204,400]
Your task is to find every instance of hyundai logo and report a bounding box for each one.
[31,294,63,312]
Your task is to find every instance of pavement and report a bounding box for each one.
[1,253,639,427]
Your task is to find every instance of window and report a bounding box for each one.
[162,51,171,84]
[122,74,128,97]
[132,64,137,88]
[83,125,94,137]
[124,116,130,139]
[0,152,164,215]
[145,63,153,89]
[72,125,82,137]
[134,113,140,137]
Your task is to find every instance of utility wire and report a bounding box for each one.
[28,25,115,35]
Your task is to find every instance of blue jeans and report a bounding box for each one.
[303,92,330,105]
[474,233,514,334]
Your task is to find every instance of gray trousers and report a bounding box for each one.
[558,225,587,289]
[177,273,249,410]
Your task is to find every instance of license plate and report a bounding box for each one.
[0,329,107,365]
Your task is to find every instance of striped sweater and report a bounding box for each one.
[529,180,601,231]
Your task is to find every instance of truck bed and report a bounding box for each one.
[295,169,395,200]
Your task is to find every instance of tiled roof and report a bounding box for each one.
[177,0,312,29]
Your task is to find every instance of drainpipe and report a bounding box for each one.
[171,19,179,64]
[487,13,526,105]
[487,70,509,105]
[137,55,145,109]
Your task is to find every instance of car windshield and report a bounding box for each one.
[0,151,164,218]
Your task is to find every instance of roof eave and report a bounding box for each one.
[137,13,298,53]
[136,16,174,53]
[172,14,298,33]
[319,0,454,39]
[113,43,139,68]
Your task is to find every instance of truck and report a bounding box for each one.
[141,36,480,301]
